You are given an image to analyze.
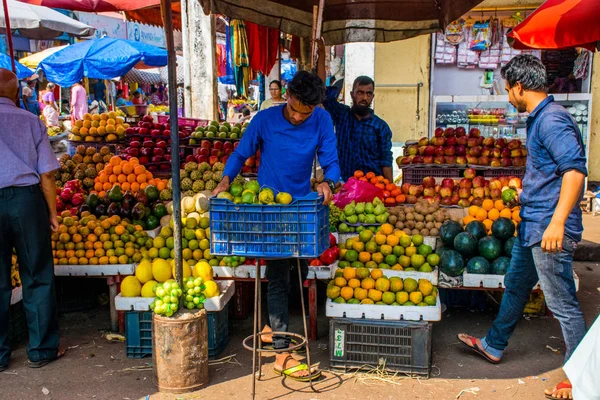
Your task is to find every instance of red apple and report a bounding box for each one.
[434,146,445,157]
[512,157,525,167]
[509,177,522,189]
[423,146,435,156]
[211,148,222,157]
[459,178,473,189]
[477,136,485,146]
[480,147,491,157]
[490,188,502,199]
[433,194,442,203]
[471,198,483,206]
[401,183,412,194]
[406,195,418,204]
[432,137,446,146]
[466,156,479,165]
[455,145,467,156]
[511,149,522,158]
[423,187,436,197]
[489,179,502,190]
[444,146,456,156]
[483,137,495,147]
[418,137,429,147]
[469,128,481,138]
[484,187,490,197]
[456,136,468,146]
[201,140,212,149]
[451,194,460,205]
[208,155,220,165]
[490,158,501,167]
[441,197,453,206]
[440,187,453,198]
[418,146,426,156]
[423,155,434,164]
[478,156,490,166]
[445,136,457,146]
[407,145,418,156]
[472,187,485,198]
[433,156,445,165]
[472,176,486,188]
[491,148,501,159]
[444,127,455,137]
[458,198,472,207]
[409,185,424,196]
[458,187,471,199]
[397,156,412,165]
[469,146,482,157]
[455,127,466,137]
[456,156,467,166]
[495,138,507,149]
[441,178,454,188]
[467,138,479,148]
[413,155,424,164]
[213,140,224,150]
[500,158,513,167]
[435,185,441,194]
[507,139,522,150]
[434,127,444,137]
[422,177,436,188]
[445,156,457,164]
[501,148,511,158]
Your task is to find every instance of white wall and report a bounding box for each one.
[433,65,507,96]
[344,42,375,105]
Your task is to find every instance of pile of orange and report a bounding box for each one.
[92,156,168,198]
[353,170,404,205]
[70,112,127,142]
[51,210,151,266]
[464,199,521,233]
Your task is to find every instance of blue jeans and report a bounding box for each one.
[482,235,586,362]
[265,259,308,350]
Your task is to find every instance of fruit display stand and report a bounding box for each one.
[54,263,136,332]
[462,270,580,292]
[326,295,441,321]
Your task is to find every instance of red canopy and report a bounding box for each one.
[508,0,600,52]
[18,0,182,30]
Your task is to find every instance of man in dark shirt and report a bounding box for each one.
[318,44,393,181]
[458,55,587,400]
[92,79,106,103]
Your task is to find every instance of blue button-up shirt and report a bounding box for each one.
[0,97,59,189]
[519,96,587,246]
[323,87,393,181]
[223,105,341,198]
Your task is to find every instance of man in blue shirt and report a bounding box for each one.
[458,55,587,400]
[317,45,392,181]
[214,71,340,382]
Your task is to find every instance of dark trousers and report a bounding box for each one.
[265,259,308,350]
[0,185,59,365]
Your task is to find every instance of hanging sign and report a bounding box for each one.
[127,22,166,48]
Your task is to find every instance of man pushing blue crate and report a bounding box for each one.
[213,71,341,381]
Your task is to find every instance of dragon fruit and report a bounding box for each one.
[60,188,73,202]
[64,179,82,193]
[56,197,65,212]
[71,193,85,207]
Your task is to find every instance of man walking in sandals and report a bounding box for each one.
[458,55,588,400]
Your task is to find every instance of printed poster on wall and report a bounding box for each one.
[127,22,166,49]
[76,13,127,39]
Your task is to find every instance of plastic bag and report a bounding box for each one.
[333,178,383,208]
[470,21,491,51]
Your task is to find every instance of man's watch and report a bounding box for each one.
[324,179,335,192]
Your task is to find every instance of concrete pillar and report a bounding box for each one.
[343,43,375,105]
[181,0,218,120]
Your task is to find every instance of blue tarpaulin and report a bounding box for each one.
[0,54,34,79]
[39,37,168,86]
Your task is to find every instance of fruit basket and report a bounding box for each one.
[210,193,329,258]
[462,270,580,291]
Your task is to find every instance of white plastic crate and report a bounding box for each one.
[54,264,136,276]
[115,280,235,312]
[462,271,580,291]
[329,266,439,285]
[326,295,441,322]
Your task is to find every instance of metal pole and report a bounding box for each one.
[160,0,183,292]
[2,0,16,73]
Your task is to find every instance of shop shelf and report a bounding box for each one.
[210,193,329,259]
[125,304,230,359]
[329,318,432,377]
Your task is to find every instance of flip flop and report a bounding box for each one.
[545,382,573,400]
[457,334,501,364]
[27,348,65,369]
[274,363,322,382]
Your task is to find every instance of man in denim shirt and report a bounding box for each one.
[458,55,587,400]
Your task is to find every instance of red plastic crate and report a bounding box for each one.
[401,167,462,185]
[157,115,210,128]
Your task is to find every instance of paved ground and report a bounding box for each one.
[1,259,598,400]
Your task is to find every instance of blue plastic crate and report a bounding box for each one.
[125,305,230,359]
[210,193,329,258]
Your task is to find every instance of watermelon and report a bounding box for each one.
[435,246,450,260]
[439,249,465,277]
[465,220,487,241]
[454,232,477,257]
[440,220,463,247]
[491,257,511,275]
[466,256,491,274]
[478,236,502,260]
[492,217,516,240]
[504,237,516,257]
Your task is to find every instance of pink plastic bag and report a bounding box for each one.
[333,178,384,208]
